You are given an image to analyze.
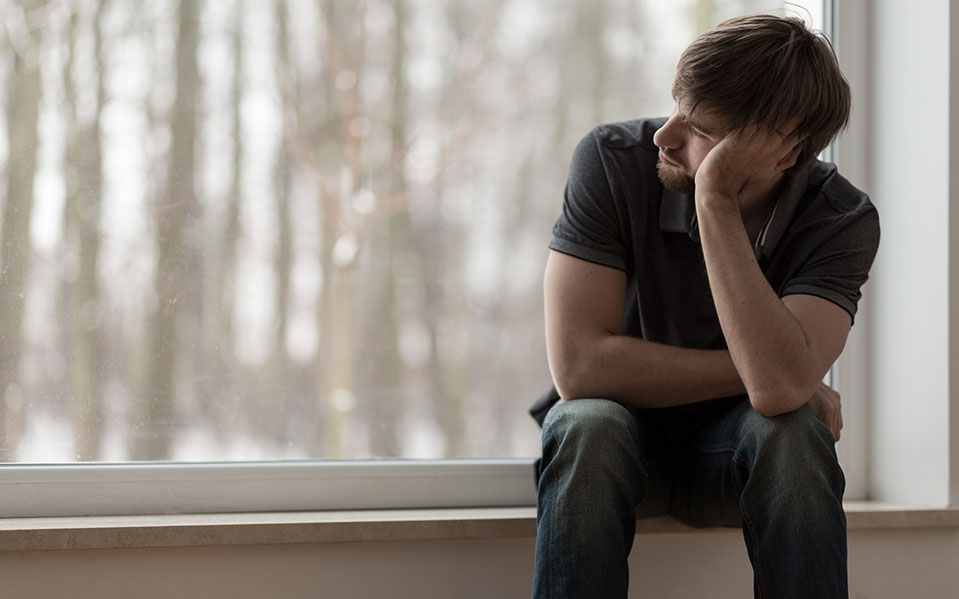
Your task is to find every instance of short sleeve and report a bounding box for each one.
[780,204,880,324]
[549,129,629,271]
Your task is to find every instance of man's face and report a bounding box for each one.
[652,100,726,194]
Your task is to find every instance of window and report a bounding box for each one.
[0,0,843,516]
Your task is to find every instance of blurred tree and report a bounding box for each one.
[61,1,107,461]
[195,0,239,442]
[197,0,245,447]
[295,0,337,458]
[694,0,715,36]
[267,0,294,443]
[354,0,408,457]
[317,0,361,458]
[0,0,776,462]
[587,0,610,126]
[0,0,45,461]
[132,0,201,460]
[418,0,481,458]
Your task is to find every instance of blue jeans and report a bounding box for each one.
[533,396,847,599]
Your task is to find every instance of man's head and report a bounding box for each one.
[654,14,851,193]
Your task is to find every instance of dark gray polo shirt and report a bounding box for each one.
[531,117,880,424]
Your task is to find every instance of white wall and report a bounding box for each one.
[1,529,956,598]
[837,0,955,506]
[950,0,959,508]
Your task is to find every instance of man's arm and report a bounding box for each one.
[544,249,746,406]
[694,128,851,417]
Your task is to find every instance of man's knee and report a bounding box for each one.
[738,404,845,498]
[543,398,637,448]
[741,404,835,454]
[538,398,645,507]
[540,399,641,476]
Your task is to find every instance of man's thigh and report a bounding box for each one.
[662,396,840,528]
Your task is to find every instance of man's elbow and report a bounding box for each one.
[748,385,808,418]
[551,367,585,401]
[750,398,791,418]
[549,351,593,401]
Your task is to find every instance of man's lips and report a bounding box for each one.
[658,151,679,167]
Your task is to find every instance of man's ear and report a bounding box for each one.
[776,141,804,172]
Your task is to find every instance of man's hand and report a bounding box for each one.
[694,125,803,207]
[806,382,843,442]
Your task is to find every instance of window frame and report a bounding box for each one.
[0,459,537,518]
[0,0,876,519]
[828,0,870,501]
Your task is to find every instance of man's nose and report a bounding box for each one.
[653,114,683,150]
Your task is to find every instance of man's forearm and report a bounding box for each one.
[555,333,746,408]
[696,200,820,414]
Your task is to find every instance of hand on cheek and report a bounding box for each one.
[694,126,803,211]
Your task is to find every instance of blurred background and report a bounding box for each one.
[0,0,795,462]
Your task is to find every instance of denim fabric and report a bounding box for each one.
[533,397,847,599]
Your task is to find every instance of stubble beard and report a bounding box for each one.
[656,161,695,195]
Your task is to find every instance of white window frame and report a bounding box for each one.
[829,0,870,501]
[0,460,538,518]
[1,0,883,520]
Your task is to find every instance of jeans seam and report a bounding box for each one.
[539,412,558,599]
[733,451,766,599]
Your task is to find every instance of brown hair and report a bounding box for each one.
[672,14,850,168]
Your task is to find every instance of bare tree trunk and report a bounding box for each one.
[693,0,715,36]
[315,224,337,455]
[421,178,468,457]
[267,0,294,442]
[0,0,45,461]
[420,2,471,458]
[62,2,107,461]
[355,0,407,457]
[133,0,200,460]
[313,0,361,459]
[222,0,243,382]
[198,0,244,444]
[308,0,336,456]
[586,0,609,125]
[550,10,573,158]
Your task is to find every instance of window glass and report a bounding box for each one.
[1,0,811,462]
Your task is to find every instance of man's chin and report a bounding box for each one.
[657,162,695,195]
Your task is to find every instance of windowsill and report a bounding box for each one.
[0,502,956,552]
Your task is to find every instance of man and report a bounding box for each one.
[531,14,879,599]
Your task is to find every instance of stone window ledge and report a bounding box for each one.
[1,502,956,553]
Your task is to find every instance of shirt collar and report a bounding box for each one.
[753,165,808,259]
[657,164,810,257]
[658,186,698,240]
